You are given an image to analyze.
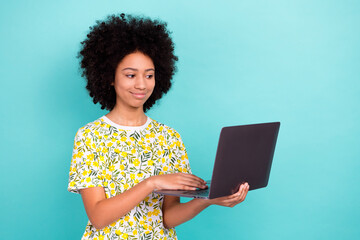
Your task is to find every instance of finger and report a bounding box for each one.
[180,182,203,190]
[221,186,244,201]
[181,185,198,190]
[172,182,198,190]
[243,184,250,197]
[234,184,246,197]
[237,183,247,192]
[178,177,203,186]
[176,178,206,190]
[171,180,196,190]
[237,185,246,200]
[179,173,207,183]
[218,198,241,206]
[212,195,245,207]
[179,175,207,188]
[214,184,250,207]
[238,184,249,201]
[236,182,248,194]
[222,186,245,202]
[223,193,245,206]
[220,197,238,204]
[221,192,240,202]
[228,185,246,203]
[182,174,207,185]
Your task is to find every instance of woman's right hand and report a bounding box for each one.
[149,173,207,191]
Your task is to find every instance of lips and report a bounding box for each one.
[130,92,146,99]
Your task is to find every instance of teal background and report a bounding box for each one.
[1,0,359,239]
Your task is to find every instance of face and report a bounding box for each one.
[112,51,155,111]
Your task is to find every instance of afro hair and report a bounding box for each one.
[78,13,178,112]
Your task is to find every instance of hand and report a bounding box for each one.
[149,173,208,191]
[207,182,249,207]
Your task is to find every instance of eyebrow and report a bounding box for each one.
[122,67,155,72]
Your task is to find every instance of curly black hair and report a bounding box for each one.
[78,13,178,112]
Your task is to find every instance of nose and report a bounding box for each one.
[134,75,146,90]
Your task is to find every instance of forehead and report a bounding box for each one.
[118,52,154,70]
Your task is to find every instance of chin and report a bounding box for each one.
[129,102,147,109]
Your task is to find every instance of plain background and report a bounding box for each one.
[1,0,359,239]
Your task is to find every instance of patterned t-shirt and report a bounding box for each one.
[68,116,192,240]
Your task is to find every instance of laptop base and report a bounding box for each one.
[154,183,211,199]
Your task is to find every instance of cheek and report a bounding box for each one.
[113,85,130,100]
[114,79,130,92]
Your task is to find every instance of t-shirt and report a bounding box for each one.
[68,116,192,240]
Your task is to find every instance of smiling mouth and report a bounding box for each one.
[130,92,146,99]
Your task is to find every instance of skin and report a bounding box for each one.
[80,51,249,230]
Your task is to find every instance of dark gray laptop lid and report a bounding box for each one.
[208,122,280,199]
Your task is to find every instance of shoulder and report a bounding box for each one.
[74,117,110,139]
[149,118,182,140]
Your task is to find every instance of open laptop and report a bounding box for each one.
[153,122,280,199]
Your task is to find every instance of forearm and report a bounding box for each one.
[162,198,211,229]
[84,178,155,229]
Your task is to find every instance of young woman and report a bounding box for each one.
[68,13,249,240]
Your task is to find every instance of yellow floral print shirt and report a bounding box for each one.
[68,116,191,240]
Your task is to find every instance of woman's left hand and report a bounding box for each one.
[207,182,249,207]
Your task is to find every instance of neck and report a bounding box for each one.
[106,104,148,126]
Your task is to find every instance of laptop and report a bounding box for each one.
[153,122,280,199]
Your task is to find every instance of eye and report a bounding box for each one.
[126,74,135,79]
[145,74,154,79]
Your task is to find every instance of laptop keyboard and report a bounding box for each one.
[182,188,210,196]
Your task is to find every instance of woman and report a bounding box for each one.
[68,13,249,240]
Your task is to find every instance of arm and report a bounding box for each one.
[162,182,250,229]
[80,178,154,230]
[162,196,211,229]
[80,173,207,230]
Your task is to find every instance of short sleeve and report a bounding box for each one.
[68,128,103,194]
[172,131,192,174]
